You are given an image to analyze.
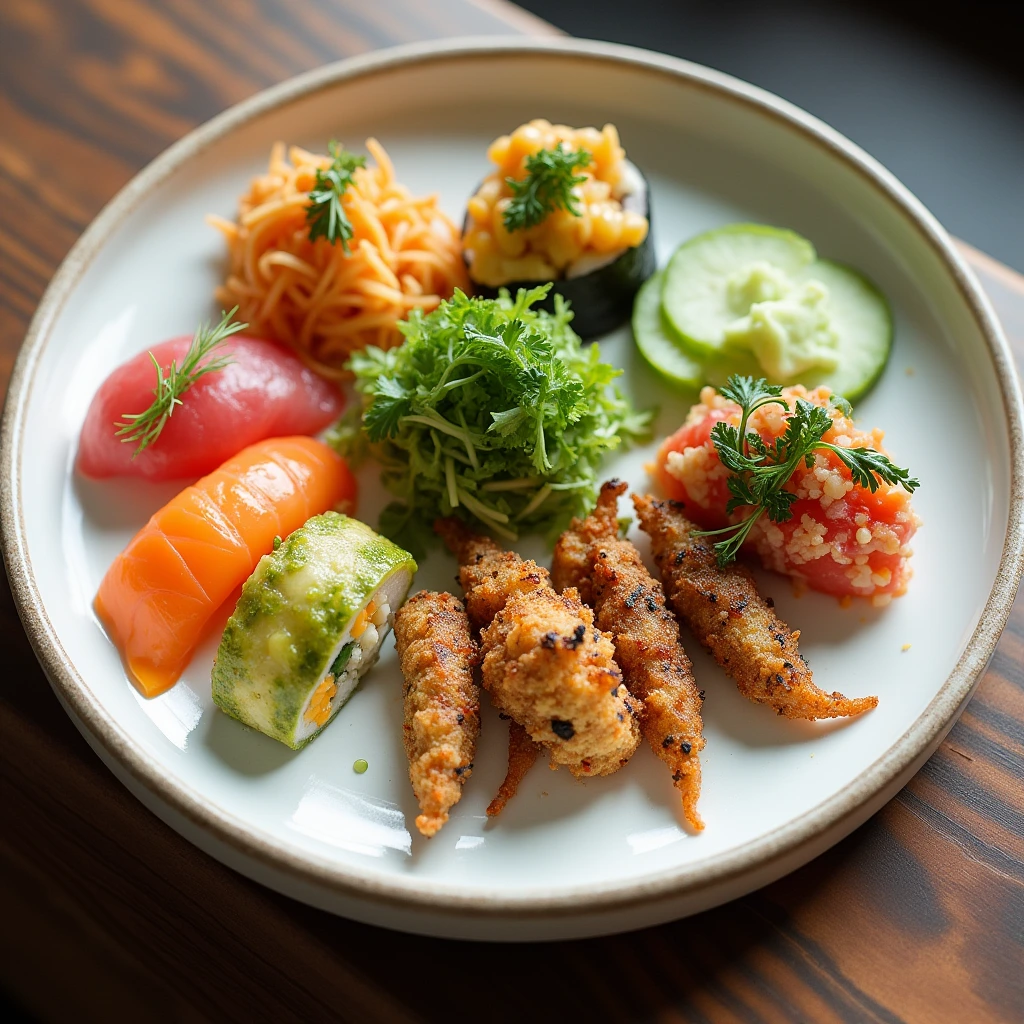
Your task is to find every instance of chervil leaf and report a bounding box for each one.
[363,376,411,440]
[724,473,757,515]
[711,422,760,474]
[781,398,834,455]
[306,141,366,251]
[761,488,799,522]
[709,421,742,455]
[503,143,592,232]
[717,374,784,410]
[825,444,921,493]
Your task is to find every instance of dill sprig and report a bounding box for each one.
[696,375,919,566]
[503,143,592,232]
[114,308,247,458]
[306,141,366,251]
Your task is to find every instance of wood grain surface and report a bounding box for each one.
[1,2,1022,1022]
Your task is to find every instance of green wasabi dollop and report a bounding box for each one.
[722,262,840,380]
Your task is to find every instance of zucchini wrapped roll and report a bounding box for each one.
[212,512,416,748]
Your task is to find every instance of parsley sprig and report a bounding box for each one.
[503,143,592,232]
[335,286,651,553]
[115,308,247,458]
[696,376,919,566]
[306,141,366,251]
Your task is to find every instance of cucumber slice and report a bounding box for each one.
[633,270,760,391]
[662,224,816,358]
[796,259,893,401]
[632,271,703,388]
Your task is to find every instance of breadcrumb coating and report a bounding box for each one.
[554,480,705,830]
[394,591,480,837]
[481,586,642,777]
[435,517,551,632]
[551,504,600,606]
[437,517,640,779]
[634,494,878,720]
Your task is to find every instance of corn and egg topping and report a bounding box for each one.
[302,598,392,728]
[463,120,649,288]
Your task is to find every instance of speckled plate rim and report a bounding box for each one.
[2,36,1022,922]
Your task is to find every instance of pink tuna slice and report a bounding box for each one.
[76,335,344,481]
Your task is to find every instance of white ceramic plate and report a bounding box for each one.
[3,39,1022,942]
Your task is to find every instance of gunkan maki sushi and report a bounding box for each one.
[462,119,655,339]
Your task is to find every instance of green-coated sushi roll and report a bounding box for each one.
[212,512,416,749]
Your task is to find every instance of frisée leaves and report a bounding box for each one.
[338,286,651,551]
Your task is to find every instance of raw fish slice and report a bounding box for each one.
[77,335,343,481]
[95,532,212,695]
[95,436,356,697]
[153,493,252,598]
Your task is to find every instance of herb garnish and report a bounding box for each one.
[115,308,247,458]
[336,286,651,552]
[503,143,592,232]
[306,141,366,251]
[695,375,919,566]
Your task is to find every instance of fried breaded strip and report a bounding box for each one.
[634,495,878,720]
[435,517,551,632]
[394,591,480,837]
[554,480,705,830]
[437,517,641,778]
[481,586,641,777]
[551,500,604,606]
[486,720,540,817]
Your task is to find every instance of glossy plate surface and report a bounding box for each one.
[3,39,1021,940]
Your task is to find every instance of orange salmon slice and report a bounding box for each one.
[94,436,357,697]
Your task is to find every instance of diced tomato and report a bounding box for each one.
[655,386,919,602]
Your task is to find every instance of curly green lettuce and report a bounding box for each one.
[333,286,651,553]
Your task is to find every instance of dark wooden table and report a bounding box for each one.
[2,2,1022,1021]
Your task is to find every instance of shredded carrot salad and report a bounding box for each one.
[209,139,468,378]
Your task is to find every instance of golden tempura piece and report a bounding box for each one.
[486,720,541,817]
[437,517,641,779]
[634,495,878,720]
[551,507,599,606]
[481,586,642,777]
[394,591,480,837]
[554,480,705,831]
[435,517,551,632]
